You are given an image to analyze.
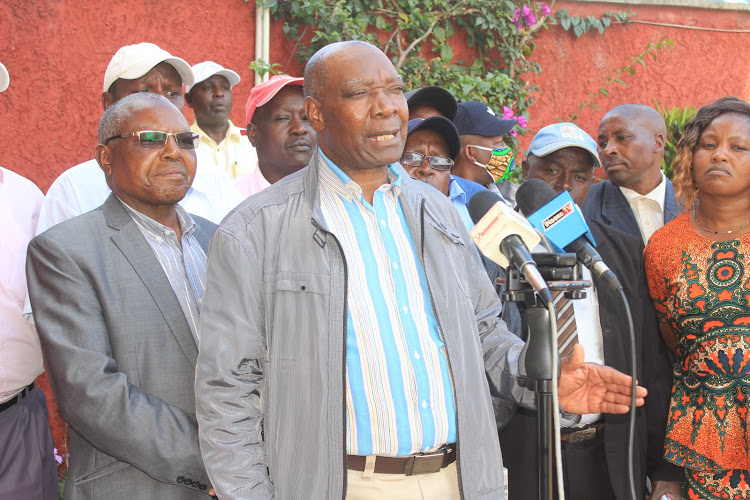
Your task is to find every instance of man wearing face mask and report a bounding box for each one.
[452,101,518,205]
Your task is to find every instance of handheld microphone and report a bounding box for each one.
[516,179,623,292]
[468,190,552,304]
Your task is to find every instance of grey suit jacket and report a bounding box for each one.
[26,195,215,500]
[581,177,681,239]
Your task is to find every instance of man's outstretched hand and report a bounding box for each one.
[558,344,647,414]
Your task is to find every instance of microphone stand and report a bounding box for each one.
[501,253,589,500]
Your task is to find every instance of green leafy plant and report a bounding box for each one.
[656,102,697,180]
[556,9,631,38]
[248,58,282,79]
[568,38,674,122]
[253,0,629,149]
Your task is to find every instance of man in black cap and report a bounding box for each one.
[401,116,483,230]
[404,87,486,206]
[404,86,458,121]
[453,101,518,204]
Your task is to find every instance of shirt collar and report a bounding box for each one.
[317,147,401,201]
[619,171,666,210]
[448,176,466,204]
[117,197,196,239]
[190,120,244,148]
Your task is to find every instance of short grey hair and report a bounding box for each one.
[98,92,173,144]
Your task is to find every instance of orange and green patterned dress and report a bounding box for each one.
[645,212,750,499]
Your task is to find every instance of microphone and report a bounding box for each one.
[468,190,553,304]
[516,179,623,292]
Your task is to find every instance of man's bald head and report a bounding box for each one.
[303,40,375,100]
[597,104,666,194]
[603,104,667,136]
[303,41,408,175]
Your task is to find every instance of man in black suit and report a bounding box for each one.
[582,104,681,243]
[500,123,682,500]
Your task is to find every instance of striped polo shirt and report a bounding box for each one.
[317,151,456,457]
[119,199,207,343]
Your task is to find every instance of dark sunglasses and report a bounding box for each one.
[104,131,200,150]
[400,152,454,171]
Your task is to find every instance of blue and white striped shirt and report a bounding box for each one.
[120,199,207,343]
[317,151,456,457]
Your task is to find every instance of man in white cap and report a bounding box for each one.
[0,60,58,499]
[186,61,258,180]
[35,43,243,235]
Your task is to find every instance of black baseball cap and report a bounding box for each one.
[454,101,517,137]
[404,86,458,121]
[406,116,461,159]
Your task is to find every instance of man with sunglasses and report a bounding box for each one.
[35,43,243,235]
[453,101,519,205]
[402,116,481,230]
[27,93,216,499]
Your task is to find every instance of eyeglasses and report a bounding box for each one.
[400,152,454,171]
[104,131,200,149]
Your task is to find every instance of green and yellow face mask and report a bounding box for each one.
[471,145,516,183]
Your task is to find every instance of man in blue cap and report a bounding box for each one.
[500,123,682,500]
[452,101,518,204]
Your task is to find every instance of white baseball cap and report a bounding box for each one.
[103,42,194,92]
[0,62,8,93]
[187,61,240,93]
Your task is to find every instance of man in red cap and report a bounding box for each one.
[234,75,315,196]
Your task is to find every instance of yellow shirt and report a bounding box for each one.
[191,121,258,179]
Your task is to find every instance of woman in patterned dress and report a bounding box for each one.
[644,97,750,499]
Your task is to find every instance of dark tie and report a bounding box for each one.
[553,290,578,357]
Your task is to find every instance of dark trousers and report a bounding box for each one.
[0,386,58,500]
[501,409,616,500]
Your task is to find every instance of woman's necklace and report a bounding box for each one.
[693,207,750,235]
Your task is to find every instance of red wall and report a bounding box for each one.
[0,0,295,191]
[522,1,750,152]
[2,0,750,188]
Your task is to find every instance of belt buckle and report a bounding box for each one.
[568,427,597,444]
[404,451,444,476]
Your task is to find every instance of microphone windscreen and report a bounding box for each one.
[516,178,558,216]
[468,190,504,224]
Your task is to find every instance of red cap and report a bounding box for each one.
[245,75,304,124]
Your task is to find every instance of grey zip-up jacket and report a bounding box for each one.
[195,152,535,499]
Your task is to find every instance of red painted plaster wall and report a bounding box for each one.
[520,1,750,152]
[0,0,297,191]
[4,1,750,191]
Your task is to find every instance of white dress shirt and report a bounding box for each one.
[0,167,44,402]
[619,172,667,244]
[36,158,244,235]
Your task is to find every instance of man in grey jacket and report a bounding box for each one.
[195,41,645,500]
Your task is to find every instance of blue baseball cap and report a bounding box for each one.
[454,101,517,137]
[527,122,601,169]
[407,117,461,159]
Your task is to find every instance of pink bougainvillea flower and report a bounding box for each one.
[511,8,521,26]
[540,3,552,16]
[517,115,528,128]
[509,128,518,137]
[503,106,516,119]
[522,6,536,26]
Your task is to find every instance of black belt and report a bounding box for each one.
[560,422,604,444]
[0,383,35,413]
[347,444,456,475]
